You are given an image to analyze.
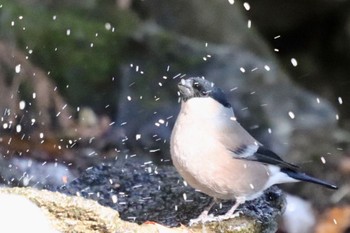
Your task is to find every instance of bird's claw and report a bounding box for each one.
[189,213,215,226]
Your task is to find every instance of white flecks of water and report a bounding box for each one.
[316,98,320,104]
[228,0,234,4]
[230,117,237,121]
[320,156,326,164]
[39,132,44,139]
[264,65,270,71]
[288,111,295,119]
[249,183,254,189]
[16,124,21,133]
[240,67,246,73]
[105,22,112,30]
[338,97,343,105]
[268,128,272,134]
[32,92,36,99]
[15,64,21,73]
[243,2,250,11]
[291,58,298,67]
[66,29,71,36]
[336,114,339,120]
[274,48,279,52]
[183,193,187,201]
[149,148,160,153]
[136,134,141,140]
[203,54,212,61]
[333,218,337,225]
[247,19,251,28]
[111,195,118,204]
[19,101,26,110]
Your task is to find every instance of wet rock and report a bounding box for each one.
[58,159,285,232]
[0,184,283,233]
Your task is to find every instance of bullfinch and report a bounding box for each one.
[170,77,337,224]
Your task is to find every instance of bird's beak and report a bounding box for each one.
[178,79,193,97]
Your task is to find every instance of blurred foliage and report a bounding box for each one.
[0,0,140,114]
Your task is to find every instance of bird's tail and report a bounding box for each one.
[281,168,338,190]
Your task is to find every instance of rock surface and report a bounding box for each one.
[0,161,285,233]
[58,159,285,232]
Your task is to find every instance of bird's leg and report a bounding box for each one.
[189,199,216,225]
[217,196,245,221]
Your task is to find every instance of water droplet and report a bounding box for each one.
[288,111,295,119]
[243,2,250,10]
[19,100,25,110]
[16,124,21,133]
[264,65,270,71]
[338,97,343,105]
[105,22,112,30]
[15,64,21,73]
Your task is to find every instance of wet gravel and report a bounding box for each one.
[57,158,285,227]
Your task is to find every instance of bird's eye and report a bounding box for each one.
[192,81,209,96]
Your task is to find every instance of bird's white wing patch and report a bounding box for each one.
[232,144,259,158]
[263,165,298,189]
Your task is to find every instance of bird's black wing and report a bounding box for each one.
[231,145,299,170]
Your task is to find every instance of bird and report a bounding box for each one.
[170,77,338,224]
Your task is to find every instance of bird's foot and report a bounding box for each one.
[215,211,241,221]
[189,213,216,226]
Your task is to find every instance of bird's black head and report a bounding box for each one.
[177,77,231,108]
